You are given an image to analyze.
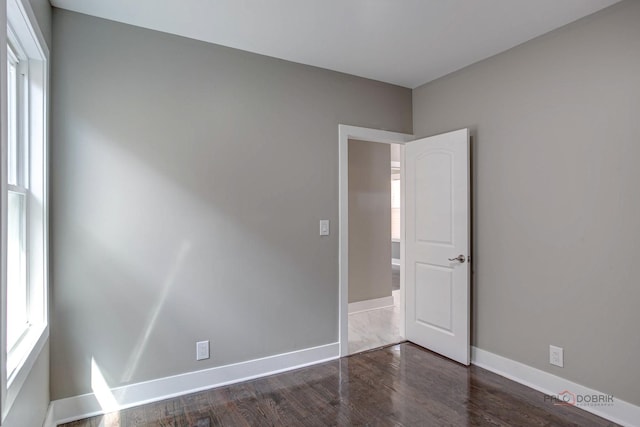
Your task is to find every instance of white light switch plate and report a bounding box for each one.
[196,340,210,361]
[319,220,330,236]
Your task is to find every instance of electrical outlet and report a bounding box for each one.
[196,340,210,361]
[549,345,563,367]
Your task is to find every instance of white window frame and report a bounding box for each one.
[1,0,49,420]
[391,173,401,242]
[6,30,31,368]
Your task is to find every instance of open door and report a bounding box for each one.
[404,128,470,365]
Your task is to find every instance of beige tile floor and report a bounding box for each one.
[348,290,403,354]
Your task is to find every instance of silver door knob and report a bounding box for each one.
[448,255,465,263]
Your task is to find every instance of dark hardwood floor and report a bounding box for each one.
[61,343,616,426]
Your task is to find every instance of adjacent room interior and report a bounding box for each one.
[1,0,639,426]
[347,139,403,356]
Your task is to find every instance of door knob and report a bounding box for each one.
[448,255,465,263]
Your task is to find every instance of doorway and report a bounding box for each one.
[338,125,471,364]
[347,139,404,355]
[338,125,414,357]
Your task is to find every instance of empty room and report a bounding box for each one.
[1,0,639,426]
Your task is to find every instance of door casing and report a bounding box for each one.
[338,125,472,360]
[338,125,414,357]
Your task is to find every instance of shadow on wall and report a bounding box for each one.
[52,126,331,394]
[50,8,411,400]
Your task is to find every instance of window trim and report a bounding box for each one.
[6,33,29,191]
[1,0,49,420]
[391,177,401,241]
[6,30,31,364]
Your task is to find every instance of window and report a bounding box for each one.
[6,39,29,358]
[2,0,49,418]
[391,177,400,241]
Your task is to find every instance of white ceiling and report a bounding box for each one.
[50,0,620,88]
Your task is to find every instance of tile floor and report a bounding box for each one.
[348,290,403,354]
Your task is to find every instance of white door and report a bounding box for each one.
[404,128,470,365]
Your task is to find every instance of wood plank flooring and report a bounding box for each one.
[61,343,617,426]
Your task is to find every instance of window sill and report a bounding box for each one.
[3,324,48,421]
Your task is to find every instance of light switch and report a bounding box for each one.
[319,220,330,236]
[196,340,210,361]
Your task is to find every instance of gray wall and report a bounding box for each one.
[413,0,640,406]
[391,241,400,260]
[348,139,392,303]
[50,9,411,399]
[28,0,52,48]
[2,343,49,427]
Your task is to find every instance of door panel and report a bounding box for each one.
[415,263,453,332]
[415,151,453,245]
[405,128,470,365]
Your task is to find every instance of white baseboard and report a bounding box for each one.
[46,342,339,426]
[391,258,400,266]
[471,346,640,427]
[348,295,394,314]
[392,289,400,307]
[43,404,55,427]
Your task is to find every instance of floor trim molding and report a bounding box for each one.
[348,296,394,314]
[471,346,639,427]
[46,342,339,426]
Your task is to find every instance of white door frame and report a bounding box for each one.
[338,124,414,357]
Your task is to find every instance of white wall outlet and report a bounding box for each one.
[319,220,330,236]
[549,345,563,367]
[196,340,210,361]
